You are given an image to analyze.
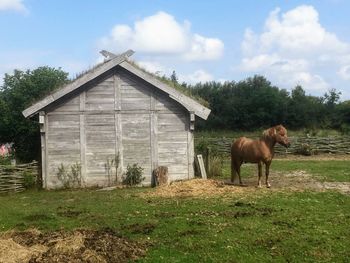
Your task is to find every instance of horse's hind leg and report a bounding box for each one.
[230,157,236,183]
[257,162,263,188]
[231,158,243,185]
[236,162,243,185]
[265,161,271,188]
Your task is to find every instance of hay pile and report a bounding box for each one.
[0,229,147,263]
[144,178,246,198]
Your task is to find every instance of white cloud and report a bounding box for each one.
[338,65,350,80]
[0,0,28,14]
[241,53,281,71]
[179,70,213,84]
[258,6,348,56]
[183,34,224,61]
[98,11,224,61]
[239,5,350,96]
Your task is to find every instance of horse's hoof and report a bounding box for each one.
[266,184,271,188]
[257,185,262,188]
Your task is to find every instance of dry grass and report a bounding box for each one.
[0,228,147,263]
[143,178,253,198]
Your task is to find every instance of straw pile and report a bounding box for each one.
[0,228,147,263]
[144,178,248,198]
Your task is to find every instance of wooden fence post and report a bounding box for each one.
[205,147,211,177]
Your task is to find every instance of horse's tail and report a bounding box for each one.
[230,142,236,183]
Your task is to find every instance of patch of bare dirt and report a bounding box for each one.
[143,172,350,198]
[275,154,350,161]
[230,170,350,195]
[0,228,148,263]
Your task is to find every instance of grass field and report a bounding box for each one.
[1,159,350,262]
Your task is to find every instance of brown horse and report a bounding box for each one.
[231,125,290,188]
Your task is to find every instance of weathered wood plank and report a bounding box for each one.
[116,113,123,175]
[122,114,151,181]
[80,114,86,186]
[150,93,158,173]
[80,91,86,111]
[40,112,47,189]
[187,130,194,179]
[114,75,121,110]
[197,154,207,179]
[85,114,116,184]
[44,114,49,188]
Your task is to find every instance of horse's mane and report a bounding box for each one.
[261,125,286,139]
[262,127,273,138]
[262,129,270,137]
[261,126,279,140]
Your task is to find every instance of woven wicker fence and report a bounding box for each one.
[196,136,350,157]
[0,161,38,194]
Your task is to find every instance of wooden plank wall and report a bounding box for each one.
[44,68,193,188]
[46,114,80,188]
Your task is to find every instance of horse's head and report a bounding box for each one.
[264,125,291,148]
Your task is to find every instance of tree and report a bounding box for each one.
[0,67,69,162]
[323,88,341,107]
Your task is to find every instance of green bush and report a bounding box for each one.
[340,123,350,135]
[22,172,36,189]
[122,164,144,186]
[56,162,82,189]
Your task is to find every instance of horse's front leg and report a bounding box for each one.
[265,161,271,188]
[257,162,262,188]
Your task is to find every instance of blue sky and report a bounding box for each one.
[1,0,350,99]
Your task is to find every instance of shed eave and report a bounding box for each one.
[118,61,211,120]
[22,50,134,118]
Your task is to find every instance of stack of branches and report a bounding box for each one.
[0,161,38,194]
[196,136,350,156]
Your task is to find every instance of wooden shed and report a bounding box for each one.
[22,50,210,189]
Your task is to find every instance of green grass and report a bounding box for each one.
[221,159,350,182]
[1,160,350,262]
[272,160,350,182]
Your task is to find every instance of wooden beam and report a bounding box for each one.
[187,130,194,179]
[150,93,158,174]
[39,111,46,188]
[79,114,86,186]
[197,154,207,179]
[114,74,121,111]
[100,50,134,61]
[44,114,49,188]
[79,91,86,111]
[115,113,123,177]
